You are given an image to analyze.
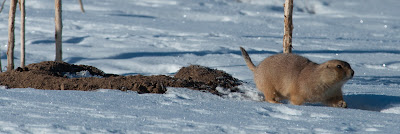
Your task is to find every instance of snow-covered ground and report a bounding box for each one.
[1,0,400,133]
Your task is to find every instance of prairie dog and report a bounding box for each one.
[240,47,354,108]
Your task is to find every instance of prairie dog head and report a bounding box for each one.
[318,60,354,85]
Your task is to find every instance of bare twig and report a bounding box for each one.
[20,0,25,67]
[283,0,293,53]
[0,0,5,71]
[78,0,85,13]
[0,0,6,13]
[55,0,62,61]
[7,0,18,71]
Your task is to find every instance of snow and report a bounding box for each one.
[64,70,103,78]
[2,87,400,133]
[1,0,400,133]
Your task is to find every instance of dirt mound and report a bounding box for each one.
[20,61,110,77]
[0,61,241,95]
[175,65,241,89]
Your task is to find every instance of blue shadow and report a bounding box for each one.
[104,49,278,60]
[294,49,400,55]
[31,36,89,44]
[345,94,400,111]
[109,14,156,19]
[64,36,89,44]
[350,76,400,85]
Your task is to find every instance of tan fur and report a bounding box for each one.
[240,47,354,108]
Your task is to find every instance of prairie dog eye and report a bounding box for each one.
[337,65,342,69]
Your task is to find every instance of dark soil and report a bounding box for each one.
[0,61,241,95]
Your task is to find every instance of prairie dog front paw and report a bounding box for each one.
[335,100,347,108]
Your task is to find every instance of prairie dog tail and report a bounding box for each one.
[240,47,256,72]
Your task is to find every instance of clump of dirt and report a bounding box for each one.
[19,61,112,77]
[175,65,241,89]
[0,61,241,95]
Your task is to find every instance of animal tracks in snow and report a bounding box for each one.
[256,105,332,121]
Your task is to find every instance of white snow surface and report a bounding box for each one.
[1,0,400,133]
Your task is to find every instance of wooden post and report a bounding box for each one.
[7,0,18,71]
[55,0,62,62]
[283,0,293,53]
[20,0,26,68]
[78,0,85,13]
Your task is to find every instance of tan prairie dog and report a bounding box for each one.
[240,47,354,108]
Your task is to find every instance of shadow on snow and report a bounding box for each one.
[65,48,400,65]
[349,76,400,85]
[345,94,400,112]
[108,14,156,19]
[31,36,89,44]
[64,49,278,63]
